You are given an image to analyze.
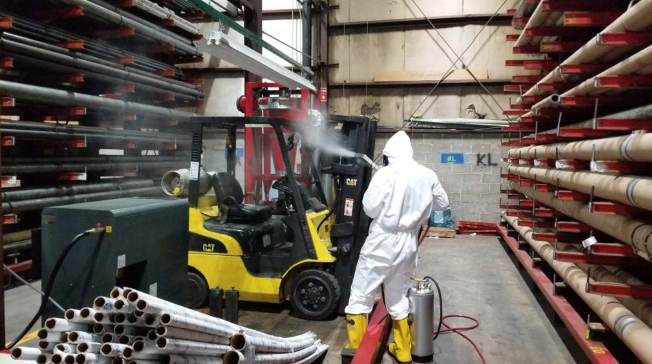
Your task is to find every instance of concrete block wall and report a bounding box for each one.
[375,132,508,223]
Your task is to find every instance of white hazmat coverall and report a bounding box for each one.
[345,131,449,320]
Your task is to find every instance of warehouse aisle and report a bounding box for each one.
[4,236,576,364]
[236,235,577,364]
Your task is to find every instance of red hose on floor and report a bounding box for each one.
[438,315,487,364]
[421,226,487,364]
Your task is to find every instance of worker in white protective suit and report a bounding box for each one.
[344,131,449,364]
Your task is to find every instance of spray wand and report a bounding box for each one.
[355,153,380,170]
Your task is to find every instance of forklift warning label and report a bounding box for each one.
[189,161,200,180]
[344,198,354,216]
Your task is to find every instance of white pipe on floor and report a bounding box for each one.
[155,326,229,345]
[143,314,160,328]
[122,347,162,360]
[38,329,65,342]
[93,313,115,325]
[110,287,124,299]
[11,347,42,360]
[46,318,92,332]
[65,354,77,364]
[114,325,143,335]
[100,343,130,357]
[94,297,119,313]
[77,342,102,354]
[113,299,135,314]
[155,338,231,356]
[94,324,114,335]
[131,340,158,354]
[126,313,146,326]
[37,354,51,364]
[81,308,98,320]
[76,353,112,364]
[101,333,119,344]
[40,340,58,351]
[224,345,320,364]
[118,335,138,345]
[66,309,96,324]
[68,332,101,344]
[55,344,77,355]
[164,355,223,364]
[230,334,316,353]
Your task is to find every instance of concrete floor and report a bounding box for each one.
[4,235,577,364]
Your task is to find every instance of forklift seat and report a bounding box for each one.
[215,172,273,224]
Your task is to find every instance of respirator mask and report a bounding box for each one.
[383,155,389,167]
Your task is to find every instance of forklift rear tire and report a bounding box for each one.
[290,269,340,321]
[187,271,208,309]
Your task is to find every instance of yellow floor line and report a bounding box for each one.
[5,330,39,348]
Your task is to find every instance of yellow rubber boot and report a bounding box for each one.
[388,318,412,363]
[344,314,367,349]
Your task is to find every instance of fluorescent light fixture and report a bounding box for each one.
[197,31,316,91]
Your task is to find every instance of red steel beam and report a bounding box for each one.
[525,26,583,37]
[512,75,545,83]
[564,12,622,27]
[498,226,619,364]
[542,0,623,11]
[93,27,135,39]
[1,57,14,69]
[504,110,529,116]
[590,243,635,257]
[506,60,527,67]
[596,118,652,130]
[558,128,615,138]
[597,32,652,45]
[556,190,590,201]
[522,95,547,103]
[506,34,520,41]
[596,75,652,88]
[534,208,559,218]
[555,251,646,267]
[514,45,541,54]
[590,201,644,215]
[0,18,13,30]
[33,6,84,19]
[519,220,556,229]
[3,260,32,277]
[587,282,652,299]
[559,64,612,75]
[537,82,577,91]
[504,84,533,93]
[540,41,585,53]
[556,221,592,233]
[560,96,639,106]
[510,103,533,109]
[524,60,560,71]
[55,40,84,50]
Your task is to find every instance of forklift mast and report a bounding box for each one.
[326,115,377,313]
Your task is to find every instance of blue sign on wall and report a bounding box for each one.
[441,153,464,164]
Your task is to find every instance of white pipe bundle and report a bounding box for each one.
[11,287,327,364]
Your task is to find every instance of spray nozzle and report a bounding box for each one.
[355,153,380,170]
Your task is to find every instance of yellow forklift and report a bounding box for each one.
[163,115,376,320]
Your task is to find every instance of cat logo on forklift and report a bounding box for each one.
[203,243,215,252]
[346,178,357,186]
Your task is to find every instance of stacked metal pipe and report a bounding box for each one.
[10,288,328,364]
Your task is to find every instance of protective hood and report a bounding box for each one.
[383,131,413,164]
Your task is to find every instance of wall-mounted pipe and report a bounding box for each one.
[505,215,652,364]
[0,38,202,98]
[0,81,197,120]
[2,180,154,202]
[508,132,652,162]
[2,186,162,213]
[507,165,652,211]
[55,0,200,56]
[510,183,652,261]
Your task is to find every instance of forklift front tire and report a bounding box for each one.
[187,271,208,309]
[290,269,341,321]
